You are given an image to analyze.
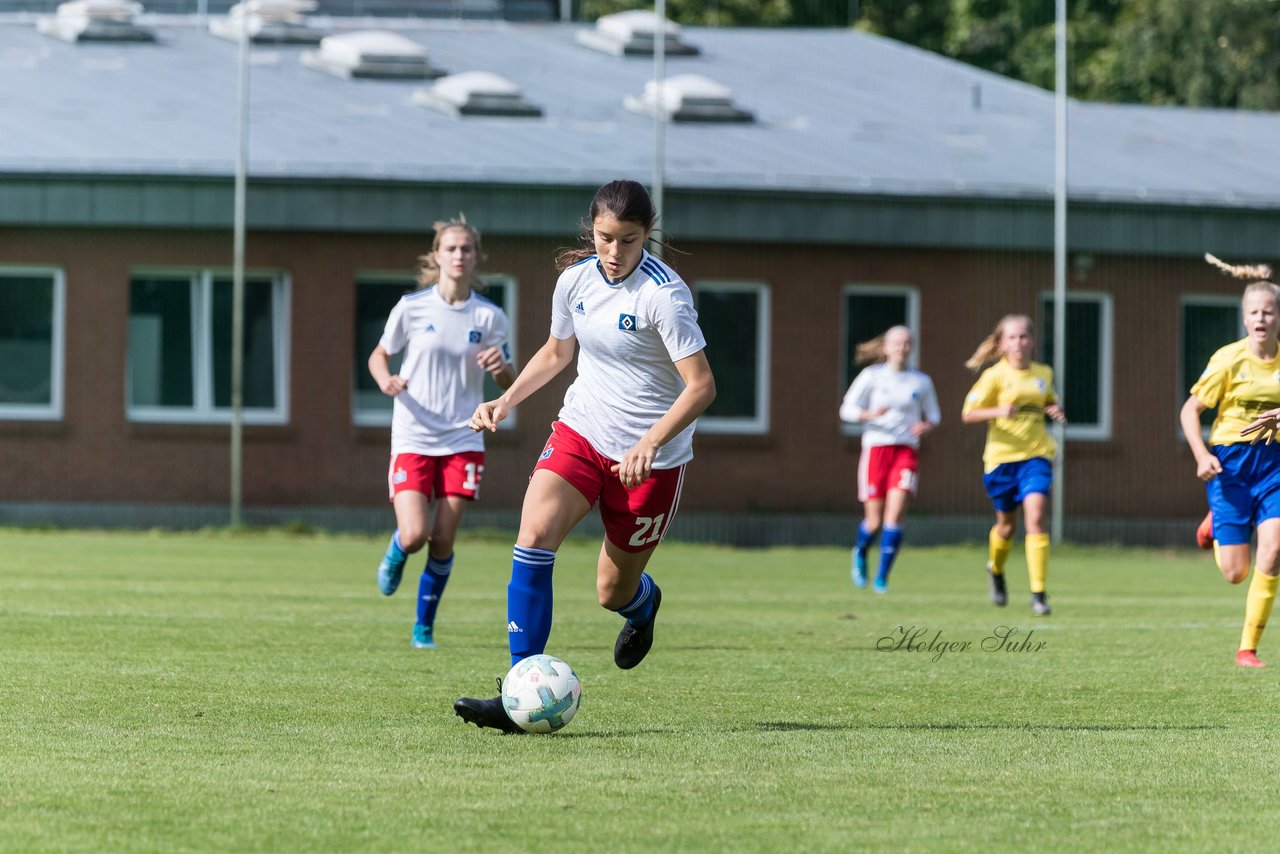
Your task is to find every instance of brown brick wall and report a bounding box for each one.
[0,227,1243,520]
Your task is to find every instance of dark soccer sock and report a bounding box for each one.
[856,520,878,556]
[416,552,453,627]
[615,572,656,626]
[877,525,903,583]
[508,546,556,666]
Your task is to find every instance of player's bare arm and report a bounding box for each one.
[612,351,715,488]
[368,345,407,396]
[1180,394,1223,481]
[471,333,576,432]
[962,403,1019,423]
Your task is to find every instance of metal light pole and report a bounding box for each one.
[1051,0,1067,543]
[230,3,251,527]
[651,0,666,258]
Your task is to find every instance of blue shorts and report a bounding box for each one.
[1205,443,1280,546]
[983,458,1053,513]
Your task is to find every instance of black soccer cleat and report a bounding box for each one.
[614,585,661,670]
[454,678,525,734]
[1031,591,1052,616]
[988,566,1008,607]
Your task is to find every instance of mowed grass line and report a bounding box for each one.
[0,529,1274,852]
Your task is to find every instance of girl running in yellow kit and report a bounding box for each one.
[962,314,1066,616]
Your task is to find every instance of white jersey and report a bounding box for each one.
[839,364,940,448]
[550,249,706,468]
[379,286,511,456]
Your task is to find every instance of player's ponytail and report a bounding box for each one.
[966,314,1033,373]
[1205,252,1273,282]
[417,215,484,288]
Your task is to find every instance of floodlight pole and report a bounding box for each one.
[651,0,666,259]
[1051,0,1067,543]
[230,3,251,528]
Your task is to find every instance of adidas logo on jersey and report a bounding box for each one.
[507,621,523,633]
[425,323,436,333]
[573,301,586,315]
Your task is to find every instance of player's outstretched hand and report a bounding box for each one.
[1242,408,1280,445]
[1045,404,1067,424]
[611,440,658,489]
[470,399,509,433]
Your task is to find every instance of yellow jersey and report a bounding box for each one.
[962,359,1059,471]
[1189,339,1280,446]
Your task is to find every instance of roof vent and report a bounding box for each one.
[209,0,323,45]
[576,10,699,57]
[624,74,753,123]
[412,71,542,118]
[37,0,156,43]
[302,30,443,80]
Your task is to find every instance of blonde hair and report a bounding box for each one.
[1204,253,1280,310]
[1204,252,1272,282]
[966,314,1033,373]
[417,215,484,288]
[855,325,911,366]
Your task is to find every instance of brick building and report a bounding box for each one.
[3,12,1280,542]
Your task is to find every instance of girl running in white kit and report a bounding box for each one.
[454,179,716,733]
[368,217,515,650]
[840,326,940,593]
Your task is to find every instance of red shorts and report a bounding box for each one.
[858,445,919,502]
[387,451,485,502]
[533,421,686,553]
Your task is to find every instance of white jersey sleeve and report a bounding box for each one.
[648,285,705,363]
[378,298,410,356]
[839,369,875,424]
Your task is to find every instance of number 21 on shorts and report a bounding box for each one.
[629,513,666,548]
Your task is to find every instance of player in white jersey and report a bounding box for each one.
[839,326,940,593]
[367,217,515,650]
[455,179,716,733]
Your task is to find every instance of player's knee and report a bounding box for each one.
[399,528,429,553]
[1224,568,1249,584]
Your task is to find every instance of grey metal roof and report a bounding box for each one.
[3,16,1280,252]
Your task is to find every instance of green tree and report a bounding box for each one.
[1083,0,1280,109]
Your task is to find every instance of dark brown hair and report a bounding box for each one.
[555,180,664,271]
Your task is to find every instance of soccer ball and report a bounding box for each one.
[501,654,582,734]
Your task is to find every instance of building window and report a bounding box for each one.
[0,268,65,421]
[127,271,290,424]
[353,275,517,428]
[841,285,919,435]
[1039,292,1113,440]
[1181,296,1243,431]
[694,281,770,434]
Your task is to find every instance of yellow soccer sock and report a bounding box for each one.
[988,527,1013,576]
[1026,532,1050,594]
[1239,571,1279,652]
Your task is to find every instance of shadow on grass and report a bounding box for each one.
[755,721,1224,733]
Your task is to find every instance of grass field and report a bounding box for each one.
[1,527,1275,852]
